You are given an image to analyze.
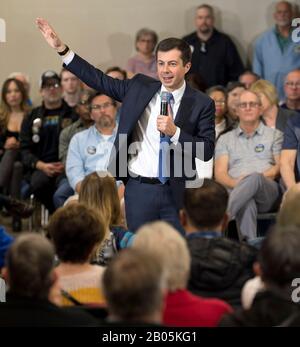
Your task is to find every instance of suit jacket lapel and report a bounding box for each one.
[118,80,161,135]
[174,84,196,128]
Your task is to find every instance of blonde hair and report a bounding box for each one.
[133,221,191,292]
[79,171,122,233]
[250,79,279,106]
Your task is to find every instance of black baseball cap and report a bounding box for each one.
[40,70,61,88]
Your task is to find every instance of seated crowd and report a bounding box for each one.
[1,0,300,327]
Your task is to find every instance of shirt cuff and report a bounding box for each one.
[170,127,180,145]
[62,50,75,65]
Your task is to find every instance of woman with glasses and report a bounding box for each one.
[250,79,296,133]
[207,85,235,140]
[126,28,158,79]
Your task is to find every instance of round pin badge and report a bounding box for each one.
[255,144,265,153]
[32,134,40,143]
[87,146,97,155]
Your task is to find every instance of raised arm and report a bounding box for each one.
[36,18,67,53]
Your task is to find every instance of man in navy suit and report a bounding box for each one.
[36,18,215,234]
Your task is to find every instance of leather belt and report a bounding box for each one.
[131,175,169,185]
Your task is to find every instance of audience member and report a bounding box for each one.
[280,112,300,189]
[253,1,298,101]
[281,69,300,114]
[126,28,158,79]
[0,233,98,326]
[206,85,234,139]
[66,93,118,194]
[8,72,32,106]
[0,78,30,230]
[182,179,257,307]
[220,226,300,326]
[215,90,283,240]
[20,70,77,213]
[102,248,165,326]
[133,221,232,327]
[239,71,260,89]
[78,172,132,265]
[60,68,82,107]
[250,79,295,132]
[47,204,106,306]
[53,90,95,208]
[183,4,244,88]
[106,66,127,80]
[226,81,246,121]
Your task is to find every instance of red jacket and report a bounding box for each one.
[163,289,232,327]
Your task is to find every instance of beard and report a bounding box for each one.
[276,19,291,27]
[198,25,212,35]
[97,115,114,128]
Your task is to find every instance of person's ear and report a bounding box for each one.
[221,213,229,233]
[184,62,192,74]
[253,262,262,277]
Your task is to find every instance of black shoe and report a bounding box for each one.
[6,198,34,219]
[12,217,22,232]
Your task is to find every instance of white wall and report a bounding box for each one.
[0,0,299,103]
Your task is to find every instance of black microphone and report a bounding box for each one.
[160,91,168,138]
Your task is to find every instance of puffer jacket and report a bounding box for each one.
[187,234,258,308]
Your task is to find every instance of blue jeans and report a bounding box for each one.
[53,178,74,209]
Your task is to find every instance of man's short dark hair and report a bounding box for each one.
[258,226,300,290]
[103,248,165,321]
[197,4,215,17]
[155,38,192,66]
[47,204,105,263]
[105,66,127,80]
[206,85,228,99]
[6,234,55,300]
[90,92,117,108]
[183,179,229,229]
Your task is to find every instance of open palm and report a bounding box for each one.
[36,18,64,50]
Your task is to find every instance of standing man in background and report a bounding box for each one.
[183,4,244,88]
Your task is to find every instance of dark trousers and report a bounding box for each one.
[124,178,185,235]
[28,170,59,213]
[0,150,23,198]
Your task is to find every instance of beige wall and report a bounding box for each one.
[0,0,299,103]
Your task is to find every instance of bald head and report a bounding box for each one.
[284,69,300,102]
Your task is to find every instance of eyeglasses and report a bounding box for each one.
[90,102,114,111]
[285,81,300,88]
[238,102,260,109]
[214,100,226,105]
[43,83,60,90]
[78,100,90,106]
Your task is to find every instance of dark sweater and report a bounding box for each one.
[183,29,244,87]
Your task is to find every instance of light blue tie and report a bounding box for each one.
[158,92,174,184]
